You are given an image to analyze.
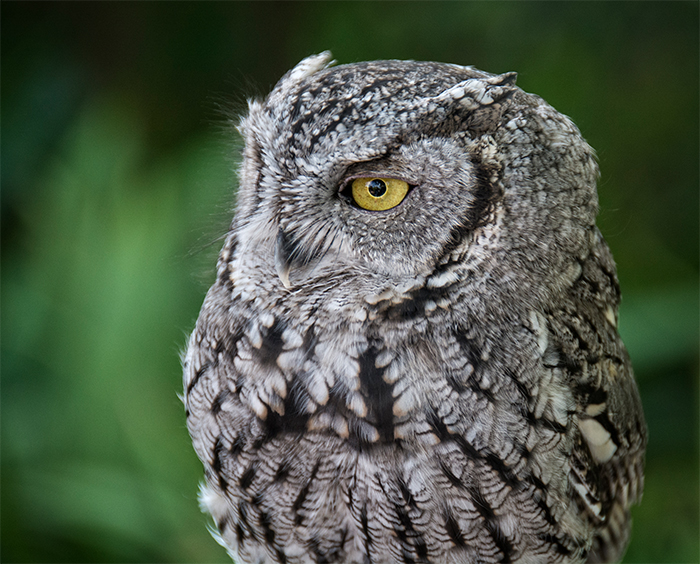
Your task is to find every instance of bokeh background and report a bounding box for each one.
[2,2,698,563]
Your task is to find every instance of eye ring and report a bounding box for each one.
[348,177,410,211]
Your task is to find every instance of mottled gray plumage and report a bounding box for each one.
[183,52,646,564]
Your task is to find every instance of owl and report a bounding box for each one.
[183,52,646,564]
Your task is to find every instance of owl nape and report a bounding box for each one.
[184,52,646,564]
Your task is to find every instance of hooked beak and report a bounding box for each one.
[274,229,293,289]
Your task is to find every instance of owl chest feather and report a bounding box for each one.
[185,278,597,564]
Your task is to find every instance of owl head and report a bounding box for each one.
[227,52,599,315]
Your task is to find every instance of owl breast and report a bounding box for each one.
[186,261,592,564]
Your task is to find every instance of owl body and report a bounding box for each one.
[184,53,646,564]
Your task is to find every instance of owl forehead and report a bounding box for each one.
[266,61,490,159]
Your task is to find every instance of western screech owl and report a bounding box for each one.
[183,52,646,564]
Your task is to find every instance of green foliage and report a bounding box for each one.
[3,98,233,563]
[2,2,697,563]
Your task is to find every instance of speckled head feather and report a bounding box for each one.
[184,52,646,564]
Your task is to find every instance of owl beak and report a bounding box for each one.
[274,229,293,289]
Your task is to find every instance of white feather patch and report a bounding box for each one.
[579,418,618,463]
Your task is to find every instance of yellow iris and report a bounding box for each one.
[351,177,409,211]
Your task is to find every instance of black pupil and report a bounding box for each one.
[367,179,387,198]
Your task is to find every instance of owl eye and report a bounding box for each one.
[350,177,410,211]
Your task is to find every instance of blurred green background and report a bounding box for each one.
[2,2,698,563]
